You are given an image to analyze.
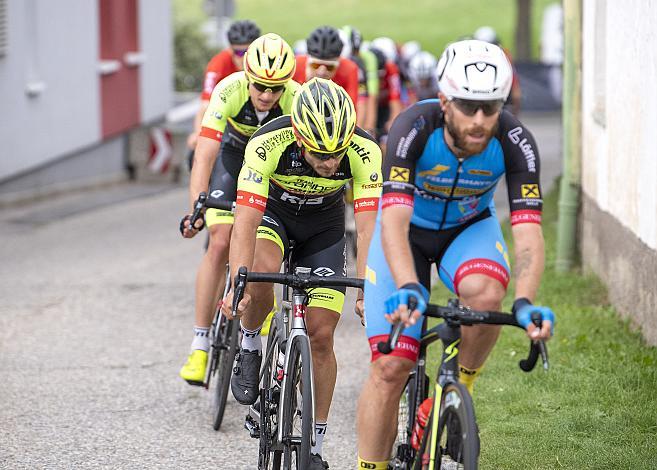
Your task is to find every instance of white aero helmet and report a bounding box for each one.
[437,39,512,101]
[371,37,398,62]
[400,41,421,63]
[408,51,438,83]
[473,26,499,45]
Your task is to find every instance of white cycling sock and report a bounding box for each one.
[311,422,327,456]
[190,326,210,352]
[240,322,262,352]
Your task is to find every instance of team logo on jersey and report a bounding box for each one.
[521,184,540,198]
[370,172,379,182]
[418,164,450,177]
[242,169,263,184]
[255,147,267,161]
[468,169,492,176]
[390,166,410,182]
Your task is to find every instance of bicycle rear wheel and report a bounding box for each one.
[431,382,479,470]
[281,336,313,470]
[209,312,239,431]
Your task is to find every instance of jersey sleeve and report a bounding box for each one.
[199,72,244,142]
[349,130,383,213]
[200,50,233,100]
[361,50,380,96]
[381,102,439,209]
[339,58,360,107]
[236,122,294,212]
[385,62,402,102]
[498,111,543,225]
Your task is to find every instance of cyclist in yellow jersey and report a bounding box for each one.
[179,33,299,385]
[221,78,382,469]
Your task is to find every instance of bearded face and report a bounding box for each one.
[442,97,500,157]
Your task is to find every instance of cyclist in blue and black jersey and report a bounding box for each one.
[356,40,556,469]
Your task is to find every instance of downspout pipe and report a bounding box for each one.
[556,0,582,271]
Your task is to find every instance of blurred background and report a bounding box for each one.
[0,0,563,202]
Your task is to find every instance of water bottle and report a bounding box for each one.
[411,397,434,450]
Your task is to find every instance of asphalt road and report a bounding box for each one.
[0,112,561,469]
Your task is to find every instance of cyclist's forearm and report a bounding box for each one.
[228,205,262,279]
[354,212,376,279]
[381,207,416,286]
[364,95,378,132]
[188,137,219,209]
[511,223,545,301]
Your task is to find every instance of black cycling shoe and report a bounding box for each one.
[230,349,262,405]
[309,453,329,469]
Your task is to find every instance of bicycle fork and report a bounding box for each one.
[276,289,316,447]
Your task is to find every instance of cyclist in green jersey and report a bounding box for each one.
[222,78,382,469]
[179,33,299,385]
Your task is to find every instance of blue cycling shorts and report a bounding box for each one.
[363,212,510,362]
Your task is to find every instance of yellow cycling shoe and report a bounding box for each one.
[179,350,208,386]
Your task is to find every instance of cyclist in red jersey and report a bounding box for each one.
[186,20,261,151]
[293,26,360,108]
[368,44,402,151]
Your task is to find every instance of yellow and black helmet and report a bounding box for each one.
[291,78,356,153]
[243,33,296,86]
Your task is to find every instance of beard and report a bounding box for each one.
[444,109,498,157]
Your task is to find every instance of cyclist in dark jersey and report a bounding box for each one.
[356,40,555,470]
[222,78,382,470]
[179,33,298,385]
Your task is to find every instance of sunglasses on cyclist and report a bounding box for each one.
[450,98,505,117]
[250,81,286,94]
[308,59,340,73]
[307,147,347,161]
[232,48,248,57]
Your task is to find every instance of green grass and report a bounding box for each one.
[427,187,657,469]
[174,0,556,58]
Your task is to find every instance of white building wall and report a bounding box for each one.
[0,0,100,180]
[0,0,172,184]
[581,0,657,250]
[138,0,173,124]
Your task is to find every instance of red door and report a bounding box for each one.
[98,0,140,138]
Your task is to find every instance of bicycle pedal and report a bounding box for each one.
[183,379,205,387]
[244,414,260,439]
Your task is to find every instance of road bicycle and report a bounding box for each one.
[380,299,549,470]
[187,192,239,431]
[231,254,364,469]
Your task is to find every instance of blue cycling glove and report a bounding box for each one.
[385,282,430,316]
[512,298,555,336]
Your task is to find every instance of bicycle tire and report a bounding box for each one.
[259,316,282,469]
[281,336,313,470]
[210,315,239,431]
[391,367,430,469]
[432,382,479,470]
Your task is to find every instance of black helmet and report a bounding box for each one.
[350,27,363,51]
[227,20,261,45]
[306,26,343,60]
[369,47,386,71]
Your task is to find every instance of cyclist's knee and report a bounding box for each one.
[457,273,506,310]
[206,226,231,261]
[307,322,336,356]
[371,356,414,389]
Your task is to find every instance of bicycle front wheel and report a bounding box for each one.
[210,314,239,431]
[281,336,313,470]
[432,382,479,470]
[259,314,283,470]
